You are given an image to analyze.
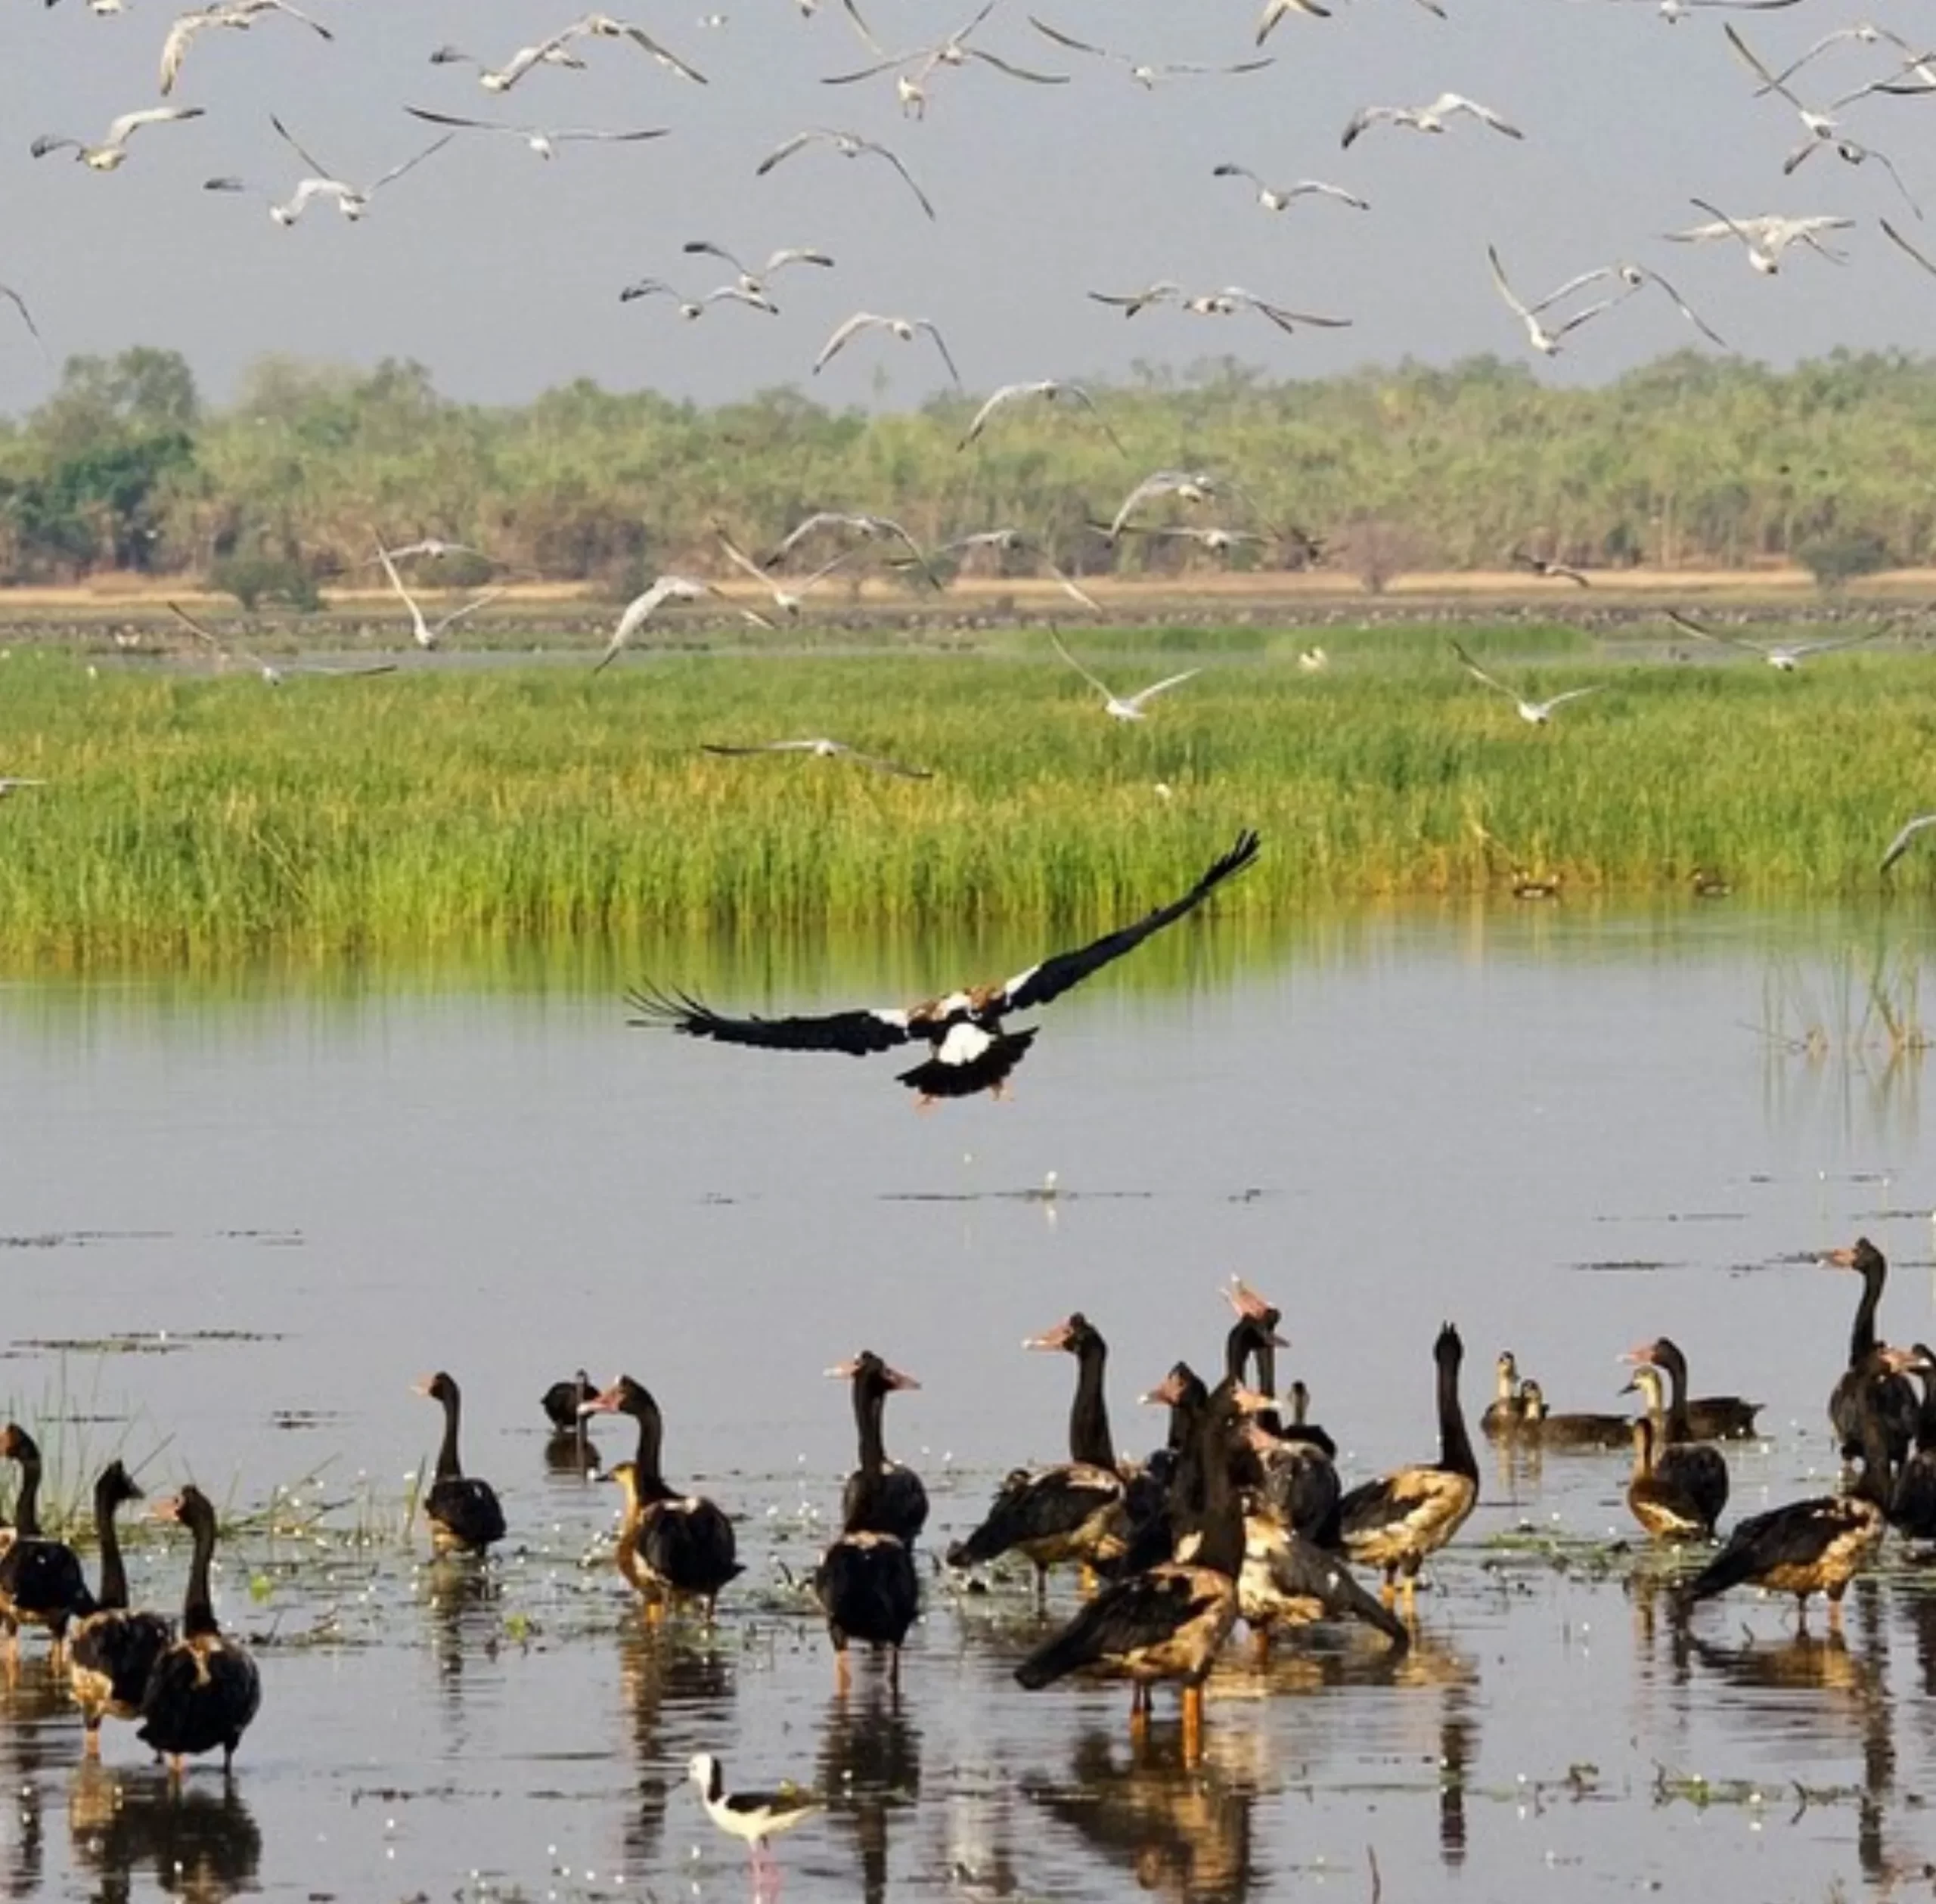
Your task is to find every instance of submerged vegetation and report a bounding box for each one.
[0,623,1932,963]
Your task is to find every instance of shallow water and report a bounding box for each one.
[2,902,1933,1902]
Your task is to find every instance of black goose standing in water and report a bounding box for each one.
[1016,1381,1261,1760]
[1222,1281,1339,1538]
[1826,1239,1919,1465]
[415,1372,507,1555]
[0,1425,90,1658]
[1333,1325,1479,1610]
[579,1375,741,1620]
[541,1370,598,1434]
[628,830,1260,1102]
[831,1352,926,1544]
[69,1462,172,1756]
[1889,1344,1936,1540]
[947,1313,1127,1599]
[1680,1348,1911,1630]
[138,1485,261,1775]
[1621,1338,1729,1537]
[814,1357,922,1692]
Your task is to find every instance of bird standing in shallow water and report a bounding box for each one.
[690,1751,821,1895]
[0,1425,90,1661]
[137,1486,260,1775]
[69,1462,171,1757]
[415,1372,507,1555]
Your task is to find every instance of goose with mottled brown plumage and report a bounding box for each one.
[1621,1341,1728,1535]
[0,1425,90,1658]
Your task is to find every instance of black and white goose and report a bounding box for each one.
[628,831,1259,1102]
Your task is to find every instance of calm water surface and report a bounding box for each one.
[2,903,1933,1902]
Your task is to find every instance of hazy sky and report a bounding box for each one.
[2,0,1931,416]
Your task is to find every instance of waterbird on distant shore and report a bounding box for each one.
[1509,547,1590,584]
[1050,630,1199,721]
[1027,17,1273,85]
[160,1,332,97]
[755,129,934,219]
[1665,608,1880,669]
[702,737,932,778]
[628,830,1260,1102]
[32,107,204,171]
[1342,93,1523,149]
[1212,164,1368,213]
[1880,814,1936,873]
[402,106,670,160]
[1448,639,1602,724]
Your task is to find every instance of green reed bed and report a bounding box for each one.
[0,631,1930,963]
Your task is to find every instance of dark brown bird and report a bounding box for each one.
[1678,1348,1910,1630]
[540,1369,598,1433]
[69,1462,172,1757]
[947,1313,1127,1599]
[1516,1381,1630,1450]
[830,1351,926,1543]
[137,1485,261,1775]
[1334,1324,1479,1610]
[814,1355,922,1692]
[579,1375,740,1620]
[0,1424,90,1657]
[1826,1239,1919,1465]
[415,1372,506,1555]
[1479,1350,1525,1440]
[1621,1339,1728,1535]
[1891,1343,1936,1540]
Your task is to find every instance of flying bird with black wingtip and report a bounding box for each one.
[627,831,1260,1103]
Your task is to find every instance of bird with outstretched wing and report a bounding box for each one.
[628,830,1260,1102]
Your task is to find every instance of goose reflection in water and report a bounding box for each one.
[618,1626,734,1879]
[818,1684,922,1904]
[68,1763,261,1904]
[0,1654,70,1897]
[422,1556,503,1702]
[1025,1725,1259,1904]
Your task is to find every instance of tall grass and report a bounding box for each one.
[0,631,1928,966]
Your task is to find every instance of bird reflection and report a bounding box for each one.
[420,1558,504,1732]
[0,1652,74,1896]
[67,1763,262,1904]
[818,1684,922,1904]
[617,1624,733,1878]
[1025,1723,1258,1904]
[544,1427,603,1480]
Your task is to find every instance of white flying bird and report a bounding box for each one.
[926,529,1100,609]
[1050,631,1199,721]
[1668,199,1854,273]
[1112,523,1269,555]
[681,240,834,296]
[1604,0,1804,20]
[814,312,961,385]
[755,129,933,219]
[594,576,718,674]
[402,106,669,160]
[1487,244,1628,355]
[957,380,1125,454]
[1883,217,1936,278]
[714,529,854,616]
[207,116,451,224]
[1665,609,1880,670]
[702,737,932,778]
[1103,469,1221,541]
[362,538,489,565]
[1449,640,1602,724]
[1342,93,1523,148]
[1783,135,1922,221]
[1255,0,1329,43]
[823,0,1067,114]
[1027,17,1272,85]
[166,601,398,687]
[1880,813,1936,873]
[762,510,939,585]
[431,13,706,91]
[1088,282,1350,335]
[619,278,778,318]
[32,107,204,171]
[1764,21,1917,91]
[161,1,333,96]
[1723,23,1838,156]
[372,543,506,650]
[1212,164,1368,213]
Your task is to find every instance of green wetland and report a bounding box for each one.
[1,619,1934,963]
[4,903,1936,1902]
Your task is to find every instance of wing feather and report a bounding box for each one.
[999,830,1259,1013]
[625,983,916,1055]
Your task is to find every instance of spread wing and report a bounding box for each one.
[625,982,918,1055]
[998,830,1259,1014]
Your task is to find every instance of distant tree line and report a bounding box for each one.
[0,344,1929,594]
